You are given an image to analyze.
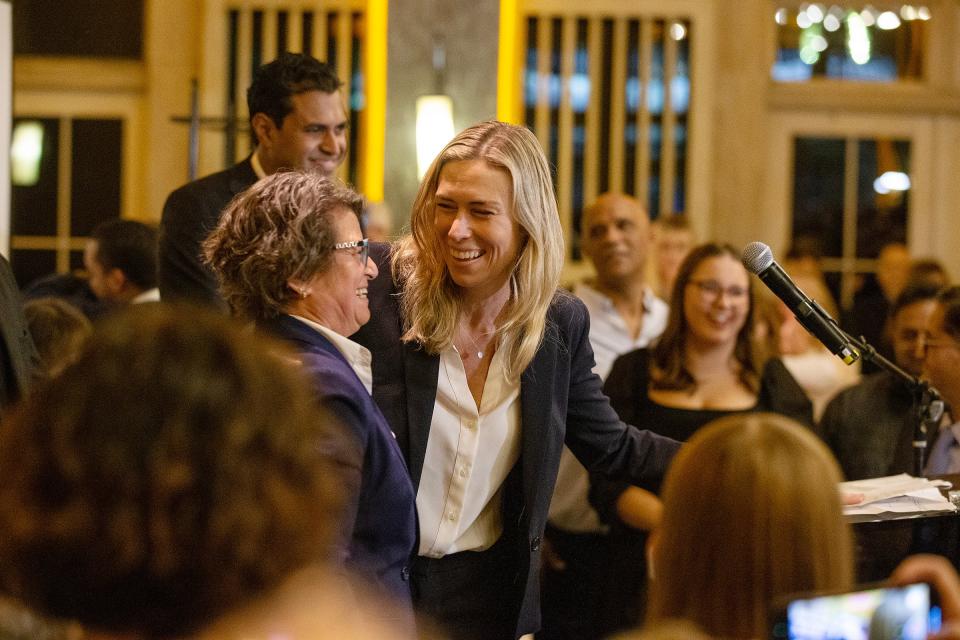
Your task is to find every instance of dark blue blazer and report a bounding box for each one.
[260,314,417,608]
[352,244,681,637]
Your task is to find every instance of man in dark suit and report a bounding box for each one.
[159,52,348,306]
[0,255,39,412]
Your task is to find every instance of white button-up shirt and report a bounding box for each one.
[289,315,373,394]
[417,345,521,557]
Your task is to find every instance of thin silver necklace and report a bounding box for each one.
[459,327,495,360]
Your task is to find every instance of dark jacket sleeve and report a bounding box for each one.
[557,297,680,493]
[0,256,39,411]
[757,357,814,428]
[589,349,651,523]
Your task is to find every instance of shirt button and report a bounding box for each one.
[447,511,456,521]
[459,468,467,478]
[401,566,410,581]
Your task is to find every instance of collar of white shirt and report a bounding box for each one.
[132,288,160,304]
[251,150,268,179]
[288,315,373,395]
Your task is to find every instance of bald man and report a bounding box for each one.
[541,193,668,640]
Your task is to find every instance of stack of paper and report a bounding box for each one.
[841,473,956,516]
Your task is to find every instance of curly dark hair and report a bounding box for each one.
[247,52,342,131]
[0,305,351,638]
[203,171,364,320]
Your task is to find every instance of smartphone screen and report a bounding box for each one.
[771,583,939,640]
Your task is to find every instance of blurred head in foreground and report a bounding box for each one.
[0,305,349,639]
[648,412,853,638]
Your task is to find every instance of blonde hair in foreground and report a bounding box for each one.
[392,120,564,382]
[648,413,853,638]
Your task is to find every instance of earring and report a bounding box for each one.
[300,289,308,299]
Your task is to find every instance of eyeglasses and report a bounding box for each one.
[334,238,370,266]
[687,279,749,302]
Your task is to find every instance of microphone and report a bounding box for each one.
[741,242,859,365]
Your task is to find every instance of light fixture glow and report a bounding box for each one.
[917,6,931,20]
[799,47,820,64]
[806,3,825,22]
[416,95,455,180]
[823,14,841,31]
[846,11,871,64]
[669,22,687,41]
[810,34,829,52]
[876,11,901,29]
[861,5,877,26]
[775,8,789,25]
[797,12,813,28]
[874,171,911,194]
[11,121,44,187]
[901,4,917,20]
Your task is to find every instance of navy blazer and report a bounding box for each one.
[352,244,681,637]
[159,158,258,307]
[260,315,417,609]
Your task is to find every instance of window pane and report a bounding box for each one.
[772,4,928,82]
[13,0,143,58]
[10,250,57,291]
[11,118,59,237]
[71,119,123,237]
[856,138,910,257]
[792,137,845,257]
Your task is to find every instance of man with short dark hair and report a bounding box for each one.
[922,286,960,474]
[84,219,159,305]
[159,52,347,306]
[821,282,940,480]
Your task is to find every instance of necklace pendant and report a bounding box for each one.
[477,351,484,359]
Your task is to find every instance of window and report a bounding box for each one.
[772,3,929,82]
[791,135,911,310]
[516,9,697,266]
[10,118,123,287]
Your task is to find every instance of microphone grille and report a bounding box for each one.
[741,242,774,275]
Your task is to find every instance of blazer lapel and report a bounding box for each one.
[403,342,440,492]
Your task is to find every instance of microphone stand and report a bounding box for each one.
[836,328,944,476]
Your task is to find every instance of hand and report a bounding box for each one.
[889,554,960,639]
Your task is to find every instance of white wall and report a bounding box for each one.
[0,1,11,256]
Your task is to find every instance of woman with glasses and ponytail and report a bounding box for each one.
[203,171,417,633]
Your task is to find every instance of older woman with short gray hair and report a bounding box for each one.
[203,171,417,628]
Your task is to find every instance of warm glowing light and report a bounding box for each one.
[11,121,43,187]
[416,96,455,180]
[846,12,871,64]
[669,22,687,41]
[901,5,918,20]
[861,6,877,26]
[823,14,841,31]
[917,5,931,20]
[810,34,829,52]
[874,171,911,194]
[797,12,813,28]
[806,3,825,23]
[799,47,820,64]
[775,8,789,25]
[876,11,901,29]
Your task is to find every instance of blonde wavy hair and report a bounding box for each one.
[648,413,853,638]
[392,120,564,382]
